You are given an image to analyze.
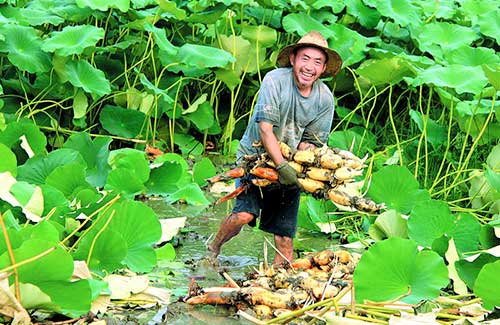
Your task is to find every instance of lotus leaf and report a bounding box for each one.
[445,46,500,66]
[407,64,488,95]
[456,253,498,289]
[65,59,111,98]
[184,101,215,131]
[41,25,104,56]
[408,199,455,247]
[177,43,235,69]
[416,22,479,57]
[367,165,430,214]
[353,237,449,304]
[368,209,408,241]
[363,0,421,27]
[0,119,47,161]
[345,0,381,29]
[76,0,129,12]
[474,260,500,310]
[0,24,51,73]
[45,162,92,199]
[99,105,147,138]
[19,220,60,243]
[166,183,211,206]
[328,128,376,157]
[328,23,372,66]
[409,109,447,149]
[139,74,174,103]
[143,23,178,56]
[482,65,500,91]
[145,161,184,195]
[63,132,112,187]
[282,13,332,39]
[105,168,146,197]
[418,0,456,19]
[186,3,226,24]
[0,143,16,175]
[476,10,500,44]
[356,57,416,86]
[450,213,481,255]
[174,133,203,156]
[241,25,277,47]
[192,157,216,186]
[18,148,86,185]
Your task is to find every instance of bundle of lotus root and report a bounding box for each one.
[207,142,385,213]
[183,249,357,321]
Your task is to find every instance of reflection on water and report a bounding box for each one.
[146,199,341,324]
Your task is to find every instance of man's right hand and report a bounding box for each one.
[276,162,299,186]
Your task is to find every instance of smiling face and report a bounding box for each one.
[289,46,327,96]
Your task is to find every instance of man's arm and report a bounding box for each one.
[259,121,285,165]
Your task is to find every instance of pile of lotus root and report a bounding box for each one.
[208,142,385,213]
[183,249,357,321]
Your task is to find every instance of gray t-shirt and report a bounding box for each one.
[237,67,335,161]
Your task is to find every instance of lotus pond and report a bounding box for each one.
[147,199,341,324]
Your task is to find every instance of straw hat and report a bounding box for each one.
[277,31,342,78]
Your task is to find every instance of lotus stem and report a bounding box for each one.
[86,210,115,266]
[344,312,388,324]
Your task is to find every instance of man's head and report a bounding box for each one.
[277,31,342,79]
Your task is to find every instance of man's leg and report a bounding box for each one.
[273,234,293,266]
[208,211,254,257]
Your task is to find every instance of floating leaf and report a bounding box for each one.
[177,43,235,69]
[474,260,500,310]
[99,105,146,138]
[353,237,449,304]
[0,24,51,73]
[65,59,111,98]
[367,165,431,214]
[41,25,104,56]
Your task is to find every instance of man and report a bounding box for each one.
[208,31,342,266]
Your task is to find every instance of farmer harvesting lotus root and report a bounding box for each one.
[208,31,342,266]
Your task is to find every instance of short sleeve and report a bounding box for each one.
[253,74,281,126]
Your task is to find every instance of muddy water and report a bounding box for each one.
[147,200,340,324]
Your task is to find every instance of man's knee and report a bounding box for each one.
[232,211,255,224]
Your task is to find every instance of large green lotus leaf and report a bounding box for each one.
[409,109,447,149]
[65,59,111,98]
[41,25,104,56]
[456,253,498,289]
[105,168,146,197]
[63,132,112,187]
[328,128,377,158]
[0,24,51,73]
[297,196,322,232]
[219,34,253,75]
[480,224,500,249]
[241,25,277,47]
[185,2,226,24]
[368,209,408,241]
[363,0,421,27]
[18,148,86,184]
[353,237,449,304]
[145,162,183,196]
[5,180,44,222]
[99,105,146,138]
[328,23,372,67]
[416,22,479,55]
[0,227,23,255]
[408,200,455,247]
[45,162,92,198]
[282,13,332,38]
[356,57,416,86]
[445,46,500,67]
[26,0,94,23]
[215,67,242,91]
[366,165,431,214]
[37,280,92,317]
[474,260,500,310]
[0,143,16,175]
[345,0,381,29]
[165,183,210,206]
[75,0,129,12]
[0,119,47,159]
[108,148,149,182]
[39,184,70,218]
[177,43,235,69]
[407,65,488,95]
[192,157,216,186]
[477,10,500,44]
[153,153,192,187]
[19,220,60,243]
[10,6,64,26]
[184,101,215,131]
[73,228,127,272]
[102,200,161,272]
[451,213,481,255]
[174,133,204,156]
[419,0,456,19]
[0,239,73,284]
[143,23,177,55]
[459,0,498,23]
[482,65,500,91]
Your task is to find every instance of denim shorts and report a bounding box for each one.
[232,178,301,238]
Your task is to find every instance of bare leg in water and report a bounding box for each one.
[207,211,254,257]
